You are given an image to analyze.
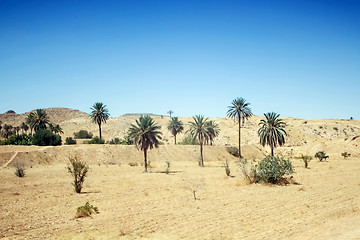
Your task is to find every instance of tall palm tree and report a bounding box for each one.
[90,102,110,139]
[188,115,210,167]
[26,109,50,133]
[205,120,220,145]
[128,115,162,172]
[226,97,252,159]
[167,117,184,144]
[258,112,287,156]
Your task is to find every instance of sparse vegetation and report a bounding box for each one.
[67,156,89,193]
[237,159,254,183]
[164,160,171,174]
[83,136,105,144]
[223,160,231,177]
[333,127,338,131]
[65,137,77,145]
[301,154,312,168]
[341,152,351,159]
[226,146,239,157]
[253,155,294,184]
[73,130,93,139]
[315,151,327,161]
[14,162,26,177]
[75,202,99,218]
[108,135,133,145]
[178,134,199,145]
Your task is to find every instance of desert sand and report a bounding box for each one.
[0,108,359,239]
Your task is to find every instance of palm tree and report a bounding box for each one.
[21,122,29,134]
[128,115,162,172]
[2,124,13,138]
[48,123,63,134]
[226,97,252,159]
[26,109,50,133]
[167,110,173,118]
[90,102,110,139]
[205,120,220,145]
[258,112,287,156]
[188,115,210,167]
[167,117,184,144]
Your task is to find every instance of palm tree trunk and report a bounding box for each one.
[144,149,148,172]
[174,134,177,145]
[200,142,204,167]
[98,122,102,139]
[238,118,242,159]
[271,146,274,156]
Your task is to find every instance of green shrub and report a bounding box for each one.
[76,202,99,218]
[4,134,32,145]
[33,129,61,146]
[67,156,89,193]
[108,136,133,145]
[315,151,327,161]
[65,137,77,145]
[83,136,105,144]
[254,155,294,184]
[341,152,351,159]
[73,130,93,139]
[301,154,312,168]
[226,146,239,157]
[14,162,26,177]
[178,134,199,145]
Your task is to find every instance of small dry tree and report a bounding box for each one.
[301,154,312,168]
[67,156,89,193]
[14,162,26,178]
[237,159,254,183]
[223,160,231,177]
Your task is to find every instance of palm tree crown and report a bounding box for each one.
[226,97,252,159]
[258,112,287,156]
[90,102,110,139]
[167,117,184,144]
[26,109,50,133]
[188,115,210,166]
[128,115,162,172]
[205,120,220,145]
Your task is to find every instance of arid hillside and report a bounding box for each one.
[1,108,359,159]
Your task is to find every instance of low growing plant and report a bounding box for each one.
[315,151,327,161]
[4,134,32,145]
[254,155,294,184]
[177,134,199,145]
[341,152,351,159]
[83,136,105,144]
[14,162,26,177]
[67,156,89,193]
[226,146,239,157]
[76,202,99,218]
[223,160,231,177]
[73,130,93,139]
[65,137,77,145]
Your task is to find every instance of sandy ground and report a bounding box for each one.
[0,144,360,240]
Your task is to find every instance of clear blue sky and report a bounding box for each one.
[1,0,359,119]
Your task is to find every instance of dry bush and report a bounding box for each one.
[14,162,26,178]
[67,156,89,193]
[75,202,99,218]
